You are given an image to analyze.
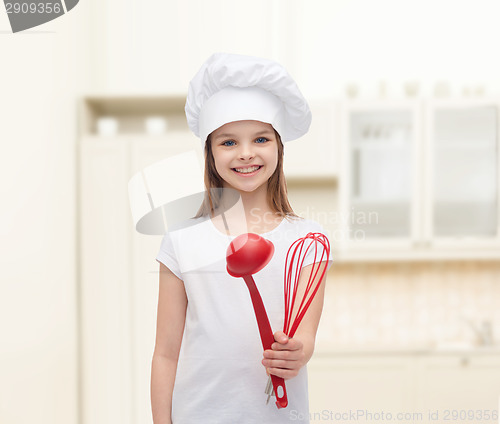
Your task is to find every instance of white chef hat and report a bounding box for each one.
[185,52,312,147]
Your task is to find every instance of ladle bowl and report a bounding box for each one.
[226,233,274,277]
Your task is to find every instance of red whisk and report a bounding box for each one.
[265,232,330,404]
[283,232,331,338]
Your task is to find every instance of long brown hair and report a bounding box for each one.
[194,129,299,220]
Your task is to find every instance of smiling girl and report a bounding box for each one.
[152,53,333,424]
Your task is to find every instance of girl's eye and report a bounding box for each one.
[255,137,269,143]
[222,140,236,146]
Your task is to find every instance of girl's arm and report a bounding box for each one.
[262,261,328,379]
[151,263,187,424]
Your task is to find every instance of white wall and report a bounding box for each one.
[293,0,500,98]
[87,0,500,98]
[0,3,90,423]
[87,0,290,93]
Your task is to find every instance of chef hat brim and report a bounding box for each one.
[185,53,311,146]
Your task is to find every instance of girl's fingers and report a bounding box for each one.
[271,342,294,351]
[273,330,289,344]
[263,349,299,360]
[271,332,304,353]
[266,367,299,380]
[262,358,298,369]
[270,337,302,352]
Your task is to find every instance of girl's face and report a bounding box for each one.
[210,120,279,194]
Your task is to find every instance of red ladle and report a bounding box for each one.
[226,233,288,409]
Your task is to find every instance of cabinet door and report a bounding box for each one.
[307,355,415,416]
[339,102,421,251]
[283,101,338,178]
[80,136,134,424]
[416,354,500,423]
[81,132,202,424]
[426,101,500,247]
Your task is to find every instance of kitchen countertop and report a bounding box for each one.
[313,344,500,356]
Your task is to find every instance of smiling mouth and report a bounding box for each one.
[232,165,263,174]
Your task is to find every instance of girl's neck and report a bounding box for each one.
[212,183,283,235]
[224,180,271,213]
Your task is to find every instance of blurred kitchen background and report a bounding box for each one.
[2,0,500,423]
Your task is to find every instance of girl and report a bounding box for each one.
[152,53,333,424]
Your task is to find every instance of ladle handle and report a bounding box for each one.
[243,275,288,409]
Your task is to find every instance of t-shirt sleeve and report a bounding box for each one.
[156,231,182,280]
[300,221,333,271]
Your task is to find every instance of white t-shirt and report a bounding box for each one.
[156,215,333,424]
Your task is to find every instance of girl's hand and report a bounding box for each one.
[261,331,306,380]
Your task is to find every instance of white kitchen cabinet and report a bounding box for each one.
[415,353,500,423]
[338,99,500,261]
[284,100,338,179]
[308,351,500,424]
[79,136,134,424]
[339,101,421,250]
[307,354,415,415]
[78,96,201,424]
[425,100,500,248]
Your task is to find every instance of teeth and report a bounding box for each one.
[233,166,260,174]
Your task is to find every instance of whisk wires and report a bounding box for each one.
[283,232,331,338]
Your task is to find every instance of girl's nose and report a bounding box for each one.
[238,143,255,161]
